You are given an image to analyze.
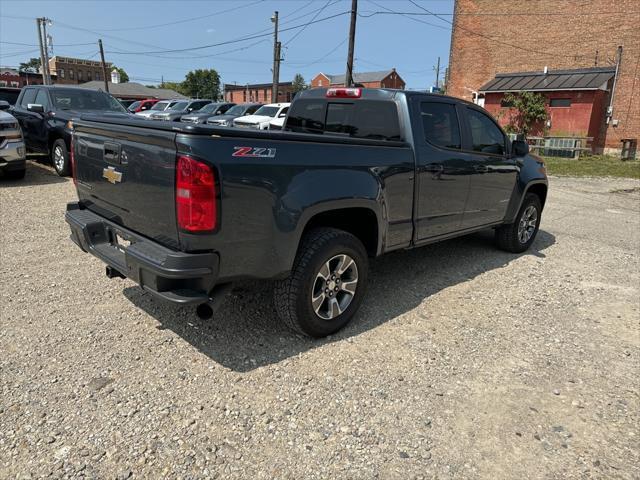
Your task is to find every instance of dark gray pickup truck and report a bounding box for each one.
[66,87,548,337]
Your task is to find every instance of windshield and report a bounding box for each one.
[253,106,279,117]
[169,101,189,111]
[50,89,126,112]
[127,101,141,111]
[151,101,169,111]
[197,103,218,114]
[225,105,246,116]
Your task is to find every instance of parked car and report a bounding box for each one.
[268,116,285,130]
[149,99,212,122]
[65,87,548,338]
[0,87,21,106]
[119,99,137,110]
[206,103,262,127]
[10,85,128,176]
[180,102,235,124]
[135,99,180,119]
[233,102,289,130]
[0,101,26,180]
[127,98,159,114]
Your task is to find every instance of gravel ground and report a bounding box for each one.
[1,161,639,479]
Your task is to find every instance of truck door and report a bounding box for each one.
[460,106,518,228]
[411,97,473,240]
[12,87,48,153]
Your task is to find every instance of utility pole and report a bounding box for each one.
[435,56,441,89]
[41,18,52,84]
[36,18,47,85]
[98,39,109,92]
[345,0,357,87]
[271,11,280,103]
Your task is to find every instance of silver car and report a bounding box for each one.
[0,101,26,180]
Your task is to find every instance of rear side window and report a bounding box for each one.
[466,108,506,155]
[420,102,461,149]
[288,99,402,141]
[20,88,37,107]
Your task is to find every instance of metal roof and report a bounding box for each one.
[77,81,186,99]
[479,66,616,93]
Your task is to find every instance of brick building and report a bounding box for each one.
[224,81,294,104]
[446,0,639,155]
[310,69,405,89]
[0,67,49,87]
[48,56,112,85]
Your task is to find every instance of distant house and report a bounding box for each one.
[224,81,294,104]
[48,56,111,85]
[479,67,617,151]
[0,67,51,88]
[310,69,405,89]
[77,81,186,101]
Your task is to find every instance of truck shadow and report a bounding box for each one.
[123,229,555,372]
[0,158,69,187]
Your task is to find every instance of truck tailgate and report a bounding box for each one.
[73,121,180,249]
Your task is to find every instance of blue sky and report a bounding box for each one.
[0,0,454,89]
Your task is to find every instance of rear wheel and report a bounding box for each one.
[274,228,368,338]
[51,139,70,177]
[495,193,542,253]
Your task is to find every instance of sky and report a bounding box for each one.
[0,0,454,90]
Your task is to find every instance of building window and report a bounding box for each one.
[10,81,19,87]
[550,98,571,107]
[0,81,7,87]
[59,68,65,79]
[69,69,74,80]
[500,98,514,108]
[87,72,92,81]
[96,72,101,81]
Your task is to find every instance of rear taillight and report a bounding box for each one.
[176,155,217,232]
[326,87,362,98]
[70,134,77,186]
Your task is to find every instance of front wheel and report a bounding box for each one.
[51,139,70,177]
[274,228,369,337]
[495,193,542,253]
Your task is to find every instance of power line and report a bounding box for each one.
[284,0,334,47]
[0,40,96,47]
[365,0,450,30]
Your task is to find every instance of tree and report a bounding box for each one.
[501,91,548,136]
[111,66,129,83]
[292,73,308,93]
[19,57,41,72]
[160,81,185,94]
[181,69,221,99]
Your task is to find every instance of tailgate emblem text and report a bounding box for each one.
[102,166,123,184]
[232,146,276,158]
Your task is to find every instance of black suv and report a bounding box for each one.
[11,85,127,176]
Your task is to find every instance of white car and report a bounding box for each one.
[268,116,285,130]
[135,99,180,119]
[233,103,290,130]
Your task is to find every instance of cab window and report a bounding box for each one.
[20,88,37,107]
[420,102,461,149]
[34,89,51,111]
[466,108,506,155]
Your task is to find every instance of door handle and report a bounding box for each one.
[475,164,489,173]
[424,163,444,173]
[103,142,121,164]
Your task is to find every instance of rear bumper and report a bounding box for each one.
[65,202,219,304]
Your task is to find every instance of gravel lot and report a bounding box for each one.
[1,161,639,479]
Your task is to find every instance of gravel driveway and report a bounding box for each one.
[1,161,639,479]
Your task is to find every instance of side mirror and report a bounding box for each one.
[27,103,45,113]
[188,107,193,112]
[512,139,529,156]
[0,100,10,110]
[278,112,286,118]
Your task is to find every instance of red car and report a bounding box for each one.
[127,98,159,113]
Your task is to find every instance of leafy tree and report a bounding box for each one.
[181,69,221,99]
[19,57,41,72]
[292,73,308,93]
[502,92,548,135]
[160,81,185,94]
[111,66,129,83]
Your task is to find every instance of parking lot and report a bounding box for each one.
[1,161,639,479]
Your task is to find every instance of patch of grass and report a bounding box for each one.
[542,155,640,179]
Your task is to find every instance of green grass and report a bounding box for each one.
[542,155,640,179]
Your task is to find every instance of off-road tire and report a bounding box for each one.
[495,193,542,253]
[274,227,369,338]
[51,139,71,177]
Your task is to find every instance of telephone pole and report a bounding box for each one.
[98,39,109,92]
[41,18,52,85]
[345,0,357,87]
[36,18,47,85]
[271,11,280,102]
[434,56,440,89]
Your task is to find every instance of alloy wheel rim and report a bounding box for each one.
[53,146,65,171]
[311,254,358,320]
[517,205,538,243]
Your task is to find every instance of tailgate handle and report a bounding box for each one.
[103,142,121,164]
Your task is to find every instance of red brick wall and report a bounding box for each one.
[311,70,406,89]
[225,85,293,104]
[447,0,640,152]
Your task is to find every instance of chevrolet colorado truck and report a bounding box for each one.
[65,87,548,337]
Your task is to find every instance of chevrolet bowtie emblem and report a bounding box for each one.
[102,166,123,184]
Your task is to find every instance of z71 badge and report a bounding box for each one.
[232,147,276,158]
